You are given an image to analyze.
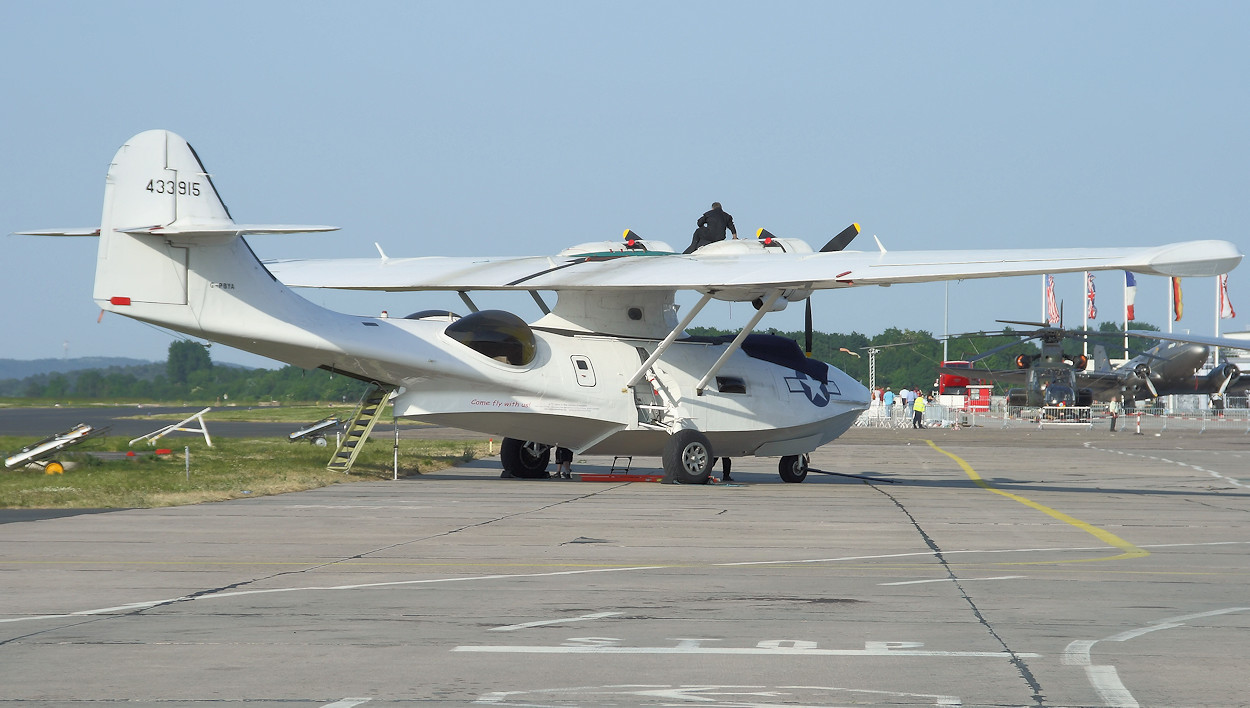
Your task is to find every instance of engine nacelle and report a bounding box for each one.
[1206,363,1240,385]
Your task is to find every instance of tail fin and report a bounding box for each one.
[1092,344,1111,372]
[93,131,339,367]
[95,130,334,308]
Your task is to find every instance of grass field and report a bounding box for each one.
[1,434,494,509]
[0,400,367,424]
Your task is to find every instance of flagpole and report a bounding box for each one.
[1123,273,1129,360]
[1083,271,1089,358]
[1214,276,1220,368]
[1168,278,1174,335]
[1041,274,1046,324]
[943,280,949,363]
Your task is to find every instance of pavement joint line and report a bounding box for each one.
[924,439,1149,563]
[871,479,1045,705]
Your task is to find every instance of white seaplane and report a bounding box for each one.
[19,131,1243,483]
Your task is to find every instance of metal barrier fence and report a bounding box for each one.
[855,401,1250,434]
[855,402,979,429]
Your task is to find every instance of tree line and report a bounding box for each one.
[3,341,370,404]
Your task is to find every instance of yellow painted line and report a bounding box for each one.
[925,440,1148,563]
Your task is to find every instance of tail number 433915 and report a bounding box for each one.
[146,179,201,196]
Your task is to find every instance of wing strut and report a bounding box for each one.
[625,292,714,388]
[458,291,479,313]
[529,290,551,315]
[695,289,783,395]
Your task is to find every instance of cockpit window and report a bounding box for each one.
[444,310,537,366]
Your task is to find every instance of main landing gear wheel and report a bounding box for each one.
[500,438,551,479]
[778,454,809,483]
[662,429,713,485]
[44,461,65,475]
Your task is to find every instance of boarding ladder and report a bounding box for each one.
[327,384,394,473]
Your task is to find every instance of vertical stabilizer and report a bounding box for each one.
[95,130,234,306]
[1093,344,1111,372]
[90,130,348,371]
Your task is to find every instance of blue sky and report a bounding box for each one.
[3,2,1246,367]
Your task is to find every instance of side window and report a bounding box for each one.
[716,376,746,394]
[571,355,596,386]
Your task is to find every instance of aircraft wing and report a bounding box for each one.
[1119,329,1250,352]
[264,240,1241,296]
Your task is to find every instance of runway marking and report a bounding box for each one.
[0,566,666,626]
[474,684,962,706]
[490,611,621,631]
[879,575,1024,586]
[925,440,1149,563]
[322,700,371,708]
[454,637,1039,657]
[6,541,1246,627]
[1083,442,1250,488]
[1063,607,1250,708]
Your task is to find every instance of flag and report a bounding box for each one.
[1086,272,1097,320]
[1045,274,1059,324]
[1172,277,1183,321]
[1220,273,1237,319]
[1124,271,1136,321]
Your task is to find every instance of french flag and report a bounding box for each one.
[1124,271,1136,321]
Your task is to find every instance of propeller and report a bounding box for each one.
[1134,363,1159,397]
[804,224,861,356]
[819,223,861,253]
[805,297,814,356]
[1215,363,1239,396]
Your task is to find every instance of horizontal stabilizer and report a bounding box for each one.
[14,228,101,237]
[119,224,338,237]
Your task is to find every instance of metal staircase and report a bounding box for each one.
[327,384,394,472]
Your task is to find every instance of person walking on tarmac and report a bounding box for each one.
[912,392,927,429]
[683,201,738,254]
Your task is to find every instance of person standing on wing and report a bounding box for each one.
[683,201,739,253]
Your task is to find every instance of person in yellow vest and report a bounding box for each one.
[912,393,927,429]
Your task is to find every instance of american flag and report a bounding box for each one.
[1086,272,1096,320]
[1125,271,1136,321]
[1045,274,1059,324]
[1220,273,1236,319]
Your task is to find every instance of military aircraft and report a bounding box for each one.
[17,130,1244,483]
[1086,339,1245,402]
[943,322,1250,408]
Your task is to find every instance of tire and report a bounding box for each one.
[778,454,808,483]
[662,430,713,484]
[45,461,65,475]
[500,438,551,479]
